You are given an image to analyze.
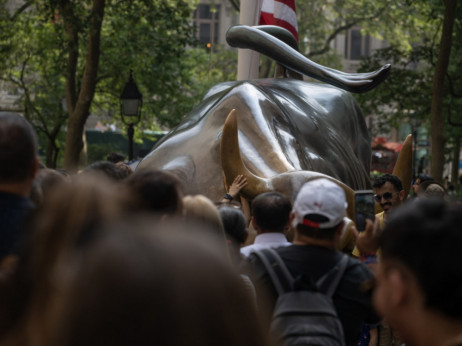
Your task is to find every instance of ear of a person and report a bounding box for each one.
[31,157,40,179]
[387,267,411,307]
[285,213,294,232]
[251,216,258,231]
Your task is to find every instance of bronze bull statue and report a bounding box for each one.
[139,25,412,218]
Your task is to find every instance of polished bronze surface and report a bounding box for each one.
[392,134,413,199]
[139,79,372,203]
[138,24,409,219]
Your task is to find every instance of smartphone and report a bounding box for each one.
[354,190,375,231]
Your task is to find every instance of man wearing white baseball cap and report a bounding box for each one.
[244,178,379,346]
[291,178,349,232]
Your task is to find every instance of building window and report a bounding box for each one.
[193,4,220,45]
[345,28,370,60]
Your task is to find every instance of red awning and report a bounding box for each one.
[372,138,403,152]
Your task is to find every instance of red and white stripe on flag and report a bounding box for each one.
[259,0,298,42]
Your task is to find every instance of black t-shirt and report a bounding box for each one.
[243,244,379,346]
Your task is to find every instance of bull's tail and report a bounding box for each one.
[226,25,390,93]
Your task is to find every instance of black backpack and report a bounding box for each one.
[253,248,348,346]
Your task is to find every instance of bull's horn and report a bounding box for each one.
[226,25,391,93]
[220,109,272,200]
[392,134,413,198]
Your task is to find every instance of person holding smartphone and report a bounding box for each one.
[352,173,406,346]
[353,173,405,243]
[352,173,405,258]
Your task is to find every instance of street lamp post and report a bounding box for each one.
[120,70,143,162]
[412,112,418,180]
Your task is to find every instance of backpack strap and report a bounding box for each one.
[252,248,294,295]
[316,254,349,298]
[254,249,349,298]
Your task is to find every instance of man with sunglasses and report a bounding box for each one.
[372,174,405,228]
[352,173,404,257]
[352,173,406,344]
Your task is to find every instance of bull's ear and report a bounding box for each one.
[392,134,413,199]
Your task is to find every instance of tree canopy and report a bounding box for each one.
[1,0,461,179]
[294,0,461,182]
[0,0,210,169]
[352,0,461,182]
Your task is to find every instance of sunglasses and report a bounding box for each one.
[374,192,396,202]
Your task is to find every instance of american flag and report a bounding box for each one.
[259,0,298,42]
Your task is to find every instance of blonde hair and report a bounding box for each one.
[183,195,225,234]
[183,195,231,262]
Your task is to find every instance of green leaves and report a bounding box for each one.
[0,0,206,166]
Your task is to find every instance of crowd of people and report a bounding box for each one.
[1,111,461,346]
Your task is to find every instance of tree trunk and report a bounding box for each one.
[45,123,64,168]
[46,139,55,168]
[63,0,106,172]
[430,0,457,182]
[64,114,86,170]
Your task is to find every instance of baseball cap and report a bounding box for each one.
[292,178,348,229]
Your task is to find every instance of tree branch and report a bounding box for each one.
[75,0,105,114]
[228,0,240,12]
[308,4,390,58]
[308,21,358,57]
[446,72,462,98]
[58,0,79,114]
[11,1,33,21]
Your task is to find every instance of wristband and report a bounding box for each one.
[224,193,233,201]
[360,253,377,264]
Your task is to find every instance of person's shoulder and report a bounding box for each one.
[375,211,385,219]
[240,244,257,257]
[242,248,263,267]
[240,249,272,281]
[343,254,374,281]
[274,243,296,253]
[243,245,295,269]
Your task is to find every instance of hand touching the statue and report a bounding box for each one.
[228,174,247,199]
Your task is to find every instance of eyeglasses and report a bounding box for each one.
[374,192,396,202]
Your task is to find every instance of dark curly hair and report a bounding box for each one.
[373,173,403,192]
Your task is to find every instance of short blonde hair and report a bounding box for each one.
[183,195,224,234]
